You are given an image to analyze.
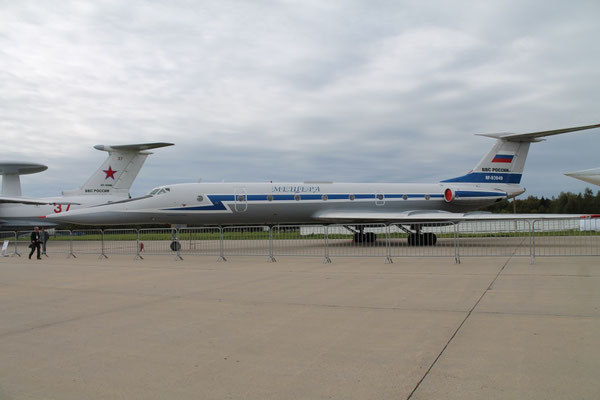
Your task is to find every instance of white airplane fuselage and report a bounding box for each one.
[48,181,517,226]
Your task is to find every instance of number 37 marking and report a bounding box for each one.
[53,204,71,213]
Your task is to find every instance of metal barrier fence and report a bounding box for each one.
[273,225,330,259]
[1,218,598,263]
[178,227,222,258]
[222,226,270,258]
[104,229,139,257]
[139,228,180,257]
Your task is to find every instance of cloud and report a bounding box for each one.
[1,0,600,198]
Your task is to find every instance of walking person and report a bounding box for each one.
[40,227,50,256]
[29,227,41,260]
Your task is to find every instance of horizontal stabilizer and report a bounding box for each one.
[476,123,600,142]
[93,143,174,153]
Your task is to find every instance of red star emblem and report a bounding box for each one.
[103,166,117,179]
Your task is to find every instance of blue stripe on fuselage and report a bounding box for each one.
[162,191,501,211]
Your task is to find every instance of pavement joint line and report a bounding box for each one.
[473,310,600,319]
[407,250,517,399]
[0,295,176,339]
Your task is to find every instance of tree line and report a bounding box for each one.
[483,188,600,214]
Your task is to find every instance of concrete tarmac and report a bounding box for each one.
[0,254,598,399]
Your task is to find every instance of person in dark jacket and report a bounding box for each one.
[29,227,41,260]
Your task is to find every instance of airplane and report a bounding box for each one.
[46,124,600,245]
[564,168,600,186]
[0,143,173,228]
[0,162,52,205]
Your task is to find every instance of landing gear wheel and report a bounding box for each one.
[365,232,377,243]
[407,233,437,246]
[353,232,377,244]
[424,232,437,246]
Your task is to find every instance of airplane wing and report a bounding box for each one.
[0,196,81,205]
[313,210,598,223]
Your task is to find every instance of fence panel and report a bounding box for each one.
[139,228,179,255]
[0,231,17,256]
[103,229,138,256]
[46,230,73,256]
[326,224,388,258]
[222,226,270,257]
[70,230,103,255]
[178,227,221,256]
[388,223,456,258]
[456,220,531,258]
[533,219,600,257]
[272,225,327,258]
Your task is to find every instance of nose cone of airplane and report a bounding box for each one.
[565,168,600,186]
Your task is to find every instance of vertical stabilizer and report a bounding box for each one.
[62,143,173,197]
[442,138,531,184]
[442,123,600,185]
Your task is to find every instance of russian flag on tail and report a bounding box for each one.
[492,154,514,163]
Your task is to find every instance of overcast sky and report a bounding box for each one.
[2,0,600,198]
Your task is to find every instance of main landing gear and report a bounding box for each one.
[407,232,437,246]
[345,225,437,246]
[347,226,378,244]
[399,224,438,246]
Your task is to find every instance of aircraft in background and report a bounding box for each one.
[565,168,600,186]
[47,124,600,245]
[0,143,173,228]
[0,162,53,205]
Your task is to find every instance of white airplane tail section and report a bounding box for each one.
[62,143,173,197]
[442,123,600,185]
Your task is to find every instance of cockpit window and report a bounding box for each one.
[148,187,171,196]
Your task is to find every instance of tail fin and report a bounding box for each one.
[442,123,600,184]
[62,143,173,197]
